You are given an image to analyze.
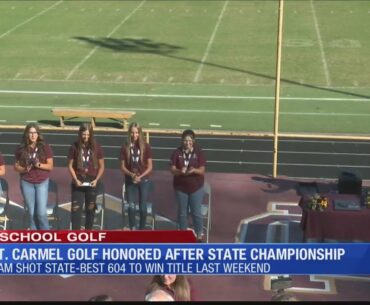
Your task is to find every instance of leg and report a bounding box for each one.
[21,179,37,230]
[175,190,189,230]
[189,186,205,239]
[35,178,50,230]
[84,186,97,230]
[138,179,151,230]
[126,182,138,230]
[71,184,84,230]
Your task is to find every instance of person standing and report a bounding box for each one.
[14,123,53,230]
[68,123,104,230]
[170,129,206,242]
[119,122,153,230]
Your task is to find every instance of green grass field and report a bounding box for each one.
[0,0,369,133]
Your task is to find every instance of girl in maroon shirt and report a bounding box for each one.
[68,123,104,230]
[14,123,54,230]
[170,129,206,241]
[120,122,153,230]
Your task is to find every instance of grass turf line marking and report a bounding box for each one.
[65,1,145,80]
[3,102,370,117]
[310,0,331,86]
[4,77,370,90]
[0,1,63,40]
[0,89,369,102]
[193,1,228,83]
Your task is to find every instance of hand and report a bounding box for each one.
[187,167,195,175]
[90,179,97,187]
[26,164,33,173]
[181,167,187,175]
[74,179,82,186]
[133,175,141,183]
[31,158,39,168]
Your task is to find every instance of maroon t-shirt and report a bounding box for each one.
[68,142,104,178]
[170,145,206,193]
[15,144,53,184]
[119,142,152,178]
[0,153,4,166]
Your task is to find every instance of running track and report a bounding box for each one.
[1,128,369,180]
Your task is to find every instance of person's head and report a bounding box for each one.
[78,123,94,145]
[181,129,195,151]
[145,288,174,302]
[22,123,43,146]
[149,275,190,301]
[88,294,113,301]
[128,122,143,143]
[126,122,146,163]
[160,274,177,287]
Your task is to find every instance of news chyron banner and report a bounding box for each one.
[0,231,369,275]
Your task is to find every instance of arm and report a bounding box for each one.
[36,157,53,171]
[135,158,153,183]
[170,165,185,176]
[120,159,137,179]
[67,158,82,187]
[14,161,30,174]
[91,158,104,187]
[186,166,205,176]
[0,165,5,176]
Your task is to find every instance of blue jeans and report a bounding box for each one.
[175,186,204,238]
[125,179,151,230]
[21,178,49,230]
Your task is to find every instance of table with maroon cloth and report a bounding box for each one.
[299,193,370,242]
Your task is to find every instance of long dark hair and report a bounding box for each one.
[18,123,46,166]
[76,123,98,170]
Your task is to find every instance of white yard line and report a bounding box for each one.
[0,1,63,39]
[193,1,228,83]
[2,77,370,90]
[65,1,145,80]
[0,89,369,102]
[0,103,369,117]
[310,0,331,86]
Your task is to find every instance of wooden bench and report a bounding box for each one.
[51,108,135,129]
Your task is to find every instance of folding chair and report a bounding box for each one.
[0,178,10,230]
[122,180,155,230]
[47,179,60,229]
[201,181,212,243]
[93,181,105,230]
[23,179,60,229]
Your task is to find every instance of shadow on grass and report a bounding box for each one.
[73,36,370,100]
